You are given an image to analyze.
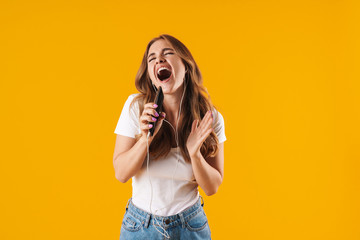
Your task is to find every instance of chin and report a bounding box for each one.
[156,77,183,95]
[159,86,173,94]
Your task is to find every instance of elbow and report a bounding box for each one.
[204,189,217,196]
[114,157,131,183]
[204,186,219,196]
[204,178,223,196]
[115,172,130,183]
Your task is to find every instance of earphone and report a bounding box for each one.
[146,77,187,239]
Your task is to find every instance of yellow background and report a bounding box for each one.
[1,0,359,239]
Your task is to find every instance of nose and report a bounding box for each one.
[155,55,166,64]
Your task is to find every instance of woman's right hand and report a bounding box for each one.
[139,102,166,141]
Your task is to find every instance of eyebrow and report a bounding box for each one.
[148,48,174,59]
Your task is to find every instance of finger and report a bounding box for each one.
[143,107,158,116]
[200,122,212,139]
[200,111,211,127]
[198,111,212,132]
[143,108,159,117]
[202,111,213,127]
[140,115,157,123]
[191,119,198,133]
[140,123,154,131]
[159,112,166,119]
[201,113,213,132]
[144,102,159,109]
[199,127,213,144]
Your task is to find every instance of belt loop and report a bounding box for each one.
[144,213,151,228]
[200,195,204,207]
[179,212,185,228]
[125,198,131,211]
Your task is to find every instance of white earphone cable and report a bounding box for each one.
[145,80,187,239]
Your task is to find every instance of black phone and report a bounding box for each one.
[149,86,164,137]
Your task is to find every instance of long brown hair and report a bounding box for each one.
[131,34,219,162]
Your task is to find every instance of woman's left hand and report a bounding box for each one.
[186,110,213,158]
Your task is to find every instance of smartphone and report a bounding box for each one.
[149,86,164,137]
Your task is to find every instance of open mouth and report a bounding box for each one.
[157,68,172,81]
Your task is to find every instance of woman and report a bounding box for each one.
[113,34,226,239]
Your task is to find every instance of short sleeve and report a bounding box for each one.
[212,109,227,144]
[114,94,141,138]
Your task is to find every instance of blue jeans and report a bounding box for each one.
[119,196,211,240]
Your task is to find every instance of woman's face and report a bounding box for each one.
[147,39,186,94]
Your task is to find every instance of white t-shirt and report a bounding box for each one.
[114,93,226,216]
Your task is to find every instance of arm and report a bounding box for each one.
[113,102,166,183]
[186,110,225,196]
[113,134,148,183]
[190,142,224,196]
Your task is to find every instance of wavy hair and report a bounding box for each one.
[130,34,219,162]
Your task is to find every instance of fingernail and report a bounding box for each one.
[148,124,153,128]
[152,117,157,121]
[153,104,158,108]
[155,112,159,117]
[161,112,166,117]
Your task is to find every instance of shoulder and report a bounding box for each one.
[211,107,226,143]
[129,93,140,99]
[212,108,225,126]
[115,94,142,137]
[124,93,141,108]
[126,93,141,102]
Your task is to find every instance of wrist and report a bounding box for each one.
[139,133,151,144]
[189,150,202,161]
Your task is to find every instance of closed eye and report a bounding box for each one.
[148,52,173,62]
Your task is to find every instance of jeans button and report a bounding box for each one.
[165,219,170,224]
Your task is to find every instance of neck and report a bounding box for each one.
[162,84,185,124]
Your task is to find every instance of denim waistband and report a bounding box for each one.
[125,196,204,229]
